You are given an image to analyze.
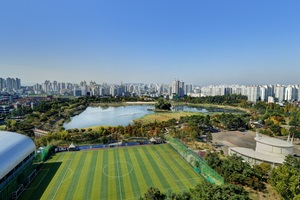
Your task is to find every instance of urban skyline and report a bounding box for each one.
[1,1,300,85]
[1,76,300,104]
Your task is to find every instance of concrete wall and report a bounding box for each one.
[256,142,293,158]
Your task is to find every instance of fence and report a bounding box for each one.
[165,134,224,185]
[35,145,53,162]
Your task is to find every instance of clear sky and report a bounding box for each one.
[0,0,300,86]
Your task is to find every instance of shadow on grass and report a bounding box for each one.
[19,162,62,200]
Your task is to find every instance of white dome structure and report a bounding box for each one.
[255,134,293,158]
[0,131,36,181]
[229,132,294,166]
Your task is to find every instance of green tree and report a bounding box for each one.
[140,187,166,200]
[206,132,212,143]
[190,181,250,200]
[172,191,191,200]
[155,98,171,110]
[270,124,282,135]
[269,156,300,199]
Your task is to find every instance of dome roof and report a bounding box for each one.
[0,131,36,180]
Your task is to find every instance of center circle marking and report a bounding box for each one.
[103,161,133,178]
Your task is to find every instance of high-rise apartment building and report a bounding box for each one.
[16,78,21,90]
[172,80,179,95]
[179,81,184,97]
[185,84,193,95]
[0,78,4,91]
[260,86,267,102]
[274,85,286,102]
[247,86,260,102]
[285,85,297,102]
[6,78,13,92]
[171,79,185,98]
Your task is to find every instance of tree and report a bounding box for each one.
[253,163,271,181]
[269,165,300,199]
[289,119,299,127]
[155,98,171,110]
[172,191,191,200]
[190,181,250,200]
[269,156,300,199]
[290,127,300,138]
[206,132,212,143]
[140,187,166,200]
[205,152,222,171]
[270,124,282,136]
[283,155,300,170]
[205,154,265,190]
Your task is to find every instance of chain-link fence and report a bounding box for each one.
[35,145,53,162]
[165,134,224,185]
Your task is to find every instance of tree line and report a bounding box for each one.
[140,181,250,200]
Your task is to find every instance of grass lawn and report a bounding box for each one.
[20,144,203,200]
[134,111,203,124]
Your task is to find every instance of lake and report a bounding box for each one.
[63,105,243,129]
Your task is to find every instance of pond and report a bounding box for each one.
[63,105,243,129]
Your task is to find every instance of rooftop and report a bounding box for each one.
[0,131,36,180]
[230,147,285,164]
[254,135,293,148]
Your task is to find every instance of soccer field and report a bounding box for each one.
[20,144,203,200]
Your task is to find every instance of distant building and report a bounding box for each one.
[274,85,286,102]
[171,79,185,98]
[73,88,82,97]
[0,105,10,116]
[268,96,275,103]
[285,85,297,102]
[247,86,260,102]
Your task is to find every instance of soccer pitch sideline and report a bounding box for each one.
[20,144,203,200]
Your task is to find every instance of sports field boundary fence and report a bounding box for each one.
[35,145,53,162]
[165,134,224,185]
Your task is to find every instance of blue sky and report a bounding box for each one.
[0,0,300,86]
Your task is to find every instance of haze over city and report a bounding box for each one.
[1,1,300,85]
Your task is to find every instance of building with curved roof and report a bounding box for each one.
[0,131,36,190]
[229,132,294,166]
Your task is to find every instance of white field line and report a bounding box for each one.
[159,148,190,170]
[62,168,73,183]
[102,161,134,178]
[154,148,201,182]
[115,148,123,200]
[25,169,50,190]
[16,163,47,199]
[153,152,178,182]
[51,159,74,200]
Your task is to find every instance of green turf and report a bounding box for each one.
[20,144,203,200]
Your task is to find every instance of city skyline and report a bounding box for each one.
[2,76,300,104]
[1,1,300,85]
